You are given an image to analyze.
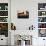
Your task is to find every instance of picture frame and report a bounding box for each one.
[17,10,29,18]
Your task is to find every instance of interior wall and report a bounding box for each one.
[11,0,46,46]
[11,0,38,30]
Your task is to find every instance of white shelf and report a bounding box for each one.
[0,22,8,23]
[38,10,46,11]
[38,22,46,23]
[38,16,46,17]
[0,10,8,11]
[38,28,46,29]
[0,16,8,17]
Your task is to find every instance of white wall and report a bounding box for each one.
[11,0,38,45]
[11,0,46,46]
[11,0,38,30]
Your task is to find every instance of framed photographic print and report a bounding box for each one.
[17,10,29,19]
[15,35,32,46]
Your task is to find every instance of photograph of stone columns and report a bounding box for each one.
[14,35,32,46]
